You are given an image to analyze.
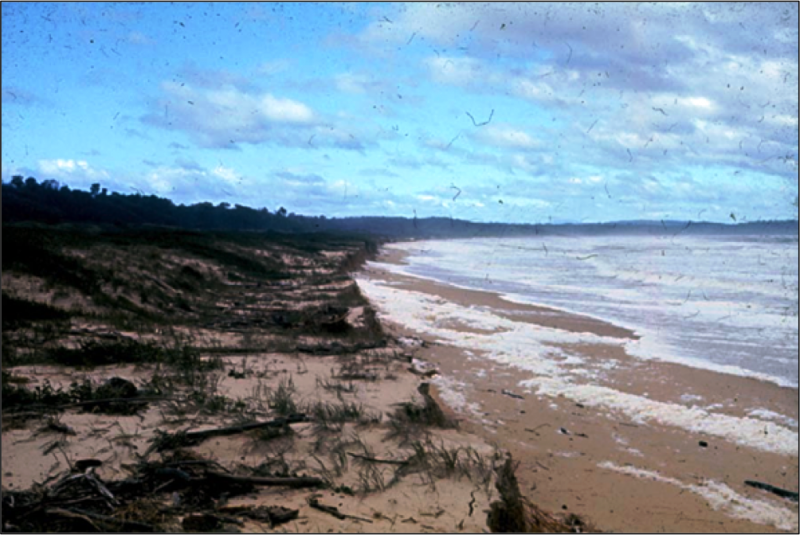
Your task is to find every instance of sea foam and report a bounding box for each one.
[355,274,798,457]
[599,461,798,531]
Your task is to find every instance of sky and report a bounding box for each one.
[2,2,798,224]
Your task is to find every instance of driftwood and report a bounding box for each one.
[164,459,230,473]
[745,480,799,502]
[46,420,77,435]
[83,470,118,505]
[205,471,323,489]
[501,389,524,400]
[74,459,103,472]
[61,396,175,409]
[346,452,410,466]
[14,469,307,531]
[307,497,373,523]
[155,414,308,450]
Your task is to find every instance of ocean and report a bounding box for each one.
[356,233,799,456]
[378,234,799,388]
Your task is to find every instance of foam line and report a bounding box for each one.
[355,275,799,457]
[599,461,798,531]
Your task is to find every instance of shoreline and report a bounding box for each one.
[355,244,800,533]
[376,244,798,390]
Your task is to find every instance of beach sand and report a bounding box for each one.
[355,247,800,533]
[3,232,517,533]
[2,351,506,533]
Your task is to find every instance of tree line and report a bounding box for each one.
[3,176,796,238]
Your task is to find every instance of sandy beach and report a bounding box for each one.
[355,246,799,533]
[2,352,504,533]
[2,226,797,533]
[4,227,563,533]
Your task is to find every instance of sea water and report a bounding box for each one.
[355,233,799,456]
[383,234,799,388]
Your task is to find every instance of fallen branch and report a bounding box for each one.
[308,497,373,523]
[61,396,175,409]
[745,480,799,502]
[155,414,308,450]
[205,471,323,489]
[84,470,118,505]
[347,452,409,466]
[165,460,231,473]
[46,420,77,435]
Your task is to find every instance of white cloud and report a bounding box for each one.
[650,94,716,112]
[501,197,551,209]
[767,114,799,127]
[512,79,552,101]
[475,125,540,150]
[258,94,314,123]
[38,159,109,180]
[509,153,540,174]
[685,96,714,109]
[144,81,350,149]
[424,56,485,86]
[212,165,240,184]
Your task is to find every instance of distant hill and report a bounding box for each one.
[3,177,797,238]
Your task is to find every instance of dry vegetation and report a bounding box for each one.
[2,224,585,533]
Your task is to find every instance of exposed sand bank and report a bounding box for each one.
[355,246,799,533]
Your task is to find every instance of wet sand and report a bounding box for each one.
[357,246,799,533]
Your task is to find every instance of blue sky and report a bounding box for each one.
[2,2,797,223]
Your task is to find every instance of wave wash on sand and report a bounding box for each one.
[354,275,798,458]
